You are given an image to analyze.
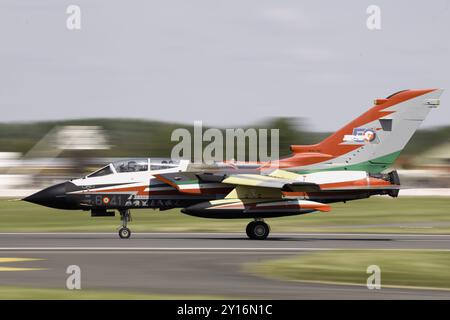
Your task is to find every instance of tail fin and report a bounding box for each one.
[288,89,443,173]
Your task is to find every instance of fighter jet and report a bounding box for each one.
[23,89,442,239]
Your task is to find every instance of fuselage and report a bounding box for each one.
[23,157,399,219]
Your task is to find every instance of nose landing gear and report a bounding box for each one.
[246,219,270,240]
[118,209,132,239]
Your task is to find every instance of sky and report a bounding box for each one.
[1,0,450,131]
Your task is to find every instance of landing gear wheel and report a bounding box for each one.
[119,227,131,239]
[246,221,256,239]
[118,209,132,239]
[246,221,270,240]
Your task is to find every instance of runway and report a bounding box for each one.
[1,232,450,299]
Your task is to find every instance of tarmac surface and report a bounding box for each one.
[1,232,450,299]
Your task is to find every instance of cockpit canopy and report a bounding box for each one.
[87,158,182,178]
[113,159,149,173]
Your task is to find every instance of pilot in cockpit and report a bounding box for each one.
[128,161,137,172]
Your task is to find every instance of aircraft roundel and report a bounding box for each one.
[363,129,376,142]
[102,196,110,204]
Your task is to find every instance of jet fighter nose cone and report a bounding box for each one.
[23,182,72,209]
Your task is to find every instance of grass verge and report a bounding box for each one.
[248,250,450,290]
[0,197,449,233]
[0,286,225,300]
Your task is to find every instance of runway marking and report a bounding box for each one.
[402,239,450,242]
[0,257,47,271]
[0,257,44,263]
[0,247,334,251]
[0,267,46,272]
[1,247,450,252]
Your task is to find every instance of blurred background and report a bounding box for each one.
[1,0,450,197]
[0,118,449,198]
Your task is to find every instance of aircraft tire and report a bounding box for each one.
[246,221,256,239]
[247,221,270,240]
[119,227,131,239]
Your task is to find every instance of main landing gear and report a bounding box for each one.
[119,209,132,239]
[246,219,270,240]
